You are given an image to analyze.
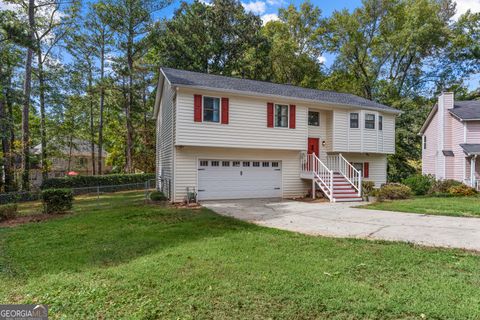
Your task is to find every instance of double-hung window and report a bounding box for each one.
[379,115,383,131]
[365,113,375,129]
[275,104,289,128]
[308,111,319,126]
[203,96,220,122]
[350,113,359,128]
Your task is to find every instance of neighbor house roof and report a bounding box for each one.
[160,67,401,114]
[460,144,480,156]
[32,139,108,157]
[449,100,480,120]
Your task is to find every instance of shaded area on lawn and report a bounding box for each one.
[360,196,480,217]
[0,191,479,319]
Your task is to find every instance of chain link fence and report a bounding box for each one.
[0,179,157,205]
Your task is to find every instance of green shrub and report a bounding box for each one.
[402,174,435,196]
[429,179,462,194]
[376,183,412,202]
[0,203,17,221]
[0,192,40,205]
[447,184,478,197]
[41,189,74,214]
[150,191,167,201]
[362,180,375,200]
[41,173,155,189]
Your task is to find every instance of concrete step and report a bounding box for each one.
[334,197,363,202]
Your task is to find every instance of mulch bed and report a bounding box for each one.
[0,213,69,228]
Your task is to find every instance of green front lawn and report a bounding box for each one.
[1,192,480,319]
[360,196,480,217]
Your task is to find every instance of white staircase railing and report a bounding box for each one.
[326,154,362,196]
[301,153,334,201]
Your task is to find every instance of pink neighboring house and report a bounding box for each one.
[419,92,480,190]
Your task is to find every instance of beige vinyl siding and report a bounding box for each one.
[343,153,387,188]
[176,88,307,150]
[333,110,395,154]
[173,146,308,202]
[382,114,395,154]
[333,110,349,150]
[156,81,175,197]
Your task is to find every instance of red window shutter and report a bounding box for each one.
[289,104,296,129]
[221,97,229,124]
[363,162,369,178]
[267,102,274,127]
[194,94,202,122]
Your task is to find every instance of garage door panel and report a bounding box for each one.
[198,160,282,200]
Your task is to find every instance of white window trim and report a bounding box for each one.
[308,110,320,127]
[202,96,222,124]
[349,112,360,129]
[274,103,290,129]
[365,113,376,130]
[378,115,383,131]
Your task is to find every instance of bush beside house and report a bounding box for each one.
[402,174,435,196]
[447,184,478,197]
[150,191,167,202]
[41,189,74,214]
[377,183,412,201]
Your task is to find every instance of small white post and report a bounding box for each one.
[358,173,362,197]
[330,170,334,202]
[312,179,315,199]
[471,156,477,187]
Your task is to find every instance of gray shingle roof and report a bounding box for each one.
[460,144,480,155]
[450,100,480,120]
[161,68,400,113]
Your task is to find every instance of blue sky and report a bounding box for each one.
[1,0,478,89]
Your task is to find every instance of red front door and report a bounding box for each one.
[308,138,320,156]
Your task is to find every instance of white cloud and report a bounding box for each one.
[317,55,326,64]
[242,1,266,14]
[454,0,480,20]
[261,13,278,25]
[199,0,212,6]
[266,0,285,6]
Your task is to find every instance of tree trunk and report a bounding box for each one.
[21,0,35,191]
[0,97,5,192]
[4,78,14,192]
[125,32,134,174]
[97,41,105,175]
[67,134,73,172]
[37,48,48,182]
[88,66,96,175]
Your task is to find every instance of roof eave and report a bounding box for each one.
[153,69,167,119]
[169,83,402,115]
[418,104,438,136]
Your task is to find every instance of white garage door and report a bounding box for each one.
[198,160,282,200]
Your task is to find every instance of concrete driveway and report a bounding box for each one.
[203,199,480,251]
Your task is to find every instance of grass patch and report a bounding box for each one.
[360,196,480,217]
[1,191,479,319]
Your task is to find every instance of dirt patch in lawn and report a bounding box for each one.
[0,213,70,228]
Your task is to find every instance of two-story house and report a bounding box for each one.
[154,68,400,202]
[419,92,480,189]
[30,139,110,185]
